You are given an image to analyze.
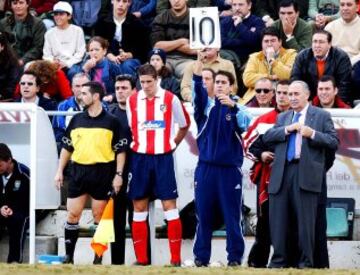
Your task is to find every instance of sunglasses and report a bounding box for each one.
[20,82,35,86]
[255,88,272,94]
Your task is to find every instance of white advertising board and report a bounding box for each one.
[174,107,360,210]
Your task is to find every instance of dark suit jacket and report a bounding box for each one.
[263,105,338,194]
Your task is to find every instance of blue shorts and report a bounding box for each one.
[127,152,178,200]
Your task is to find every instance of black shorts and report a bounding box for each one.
[68,162,115,200]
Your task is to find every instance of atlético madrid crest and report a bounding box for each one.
[160,104,167,112]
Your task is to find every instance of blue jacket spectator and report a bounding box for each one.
[68,37,124,103]
[130,0,156,25]
[213,0,231,12]
[220,0,265,64]
[53,96,82,143]
[220,14,265,62]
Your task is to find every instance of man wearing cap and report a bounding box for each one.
[43,1,86,70]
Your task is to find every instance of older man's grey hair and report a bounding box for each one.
[72,72,90,84]
[290,80,310,95]
[255,77,275,90]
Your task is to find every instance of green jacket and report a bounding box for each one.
[0,13,46,64]
[272,17,312,52]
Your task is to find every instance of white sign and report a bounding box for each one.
[189,7,221,49]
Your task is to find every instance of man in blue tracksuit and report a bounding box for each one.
[192,52,252,267]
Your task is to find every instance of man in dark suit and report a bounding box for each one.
[263,80,339,268]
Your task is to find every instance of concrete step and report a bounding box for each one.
[57,237,360,268]
[1,235,359,268]
[0,236,57,263]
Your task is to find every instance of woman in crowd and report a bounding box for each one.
[69,36,123,102]
[0,32,20,101]
[136,48,181,99]
[14,60,72,101]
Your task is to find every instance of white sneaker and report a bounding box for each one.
[209,261,224,267]
[181,259,195,267]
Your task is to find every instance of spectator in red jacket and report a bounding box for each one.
[312,75,351,108]
[14,60,72,101]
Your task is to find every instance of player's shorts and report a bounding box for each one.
[68,162,115,200]
[127,152,178,200]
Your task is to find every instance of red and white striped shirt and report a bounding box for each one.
[126,88,190,154]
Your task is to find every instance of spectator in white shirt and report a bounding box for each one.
[43,1,86,71]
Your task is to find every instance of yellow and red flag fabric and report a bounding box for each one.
[91,198,115,257]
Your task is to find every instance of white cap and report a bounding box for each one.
[53,1,73,15]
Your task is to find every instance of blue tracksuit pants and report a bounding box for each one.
[193,161,245,264]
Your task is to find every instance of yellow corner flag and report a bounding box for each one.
[91,197,115,257]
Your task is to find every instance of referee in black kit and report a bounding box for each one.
[54,81,128,264]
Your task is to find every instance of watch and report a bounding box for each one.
[116,171,123,177]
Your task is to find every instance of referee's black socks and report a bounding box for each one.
[64,222,80,263]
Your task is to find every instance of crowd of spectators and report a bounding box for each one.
[1,0,359,109]
[0,0,358,268]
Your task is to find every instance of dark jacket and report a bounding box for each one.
[129,0,156,24]
[38,94,57,111]
[94,12,151,63]
[0,160,30,215]
[291,47,352,103]
[0,13,46,63]
[0,59,20,100]
[220,14,265,63]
